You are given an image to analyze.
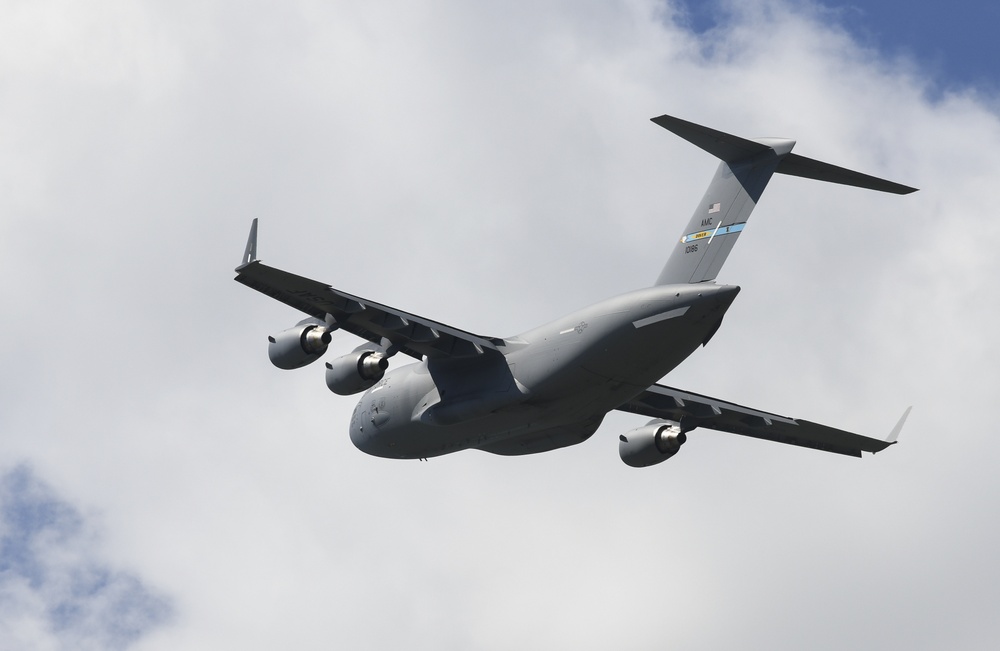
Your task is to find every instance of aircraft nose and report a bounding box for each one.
[348,400,403,459]
[349,404,371,451]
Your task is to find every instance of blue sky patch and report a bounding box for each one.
[674,0,1000,92]
[0,466,173,650]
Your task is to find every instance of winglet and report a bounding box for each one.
[883,406,912,447]
[238,218,259,270]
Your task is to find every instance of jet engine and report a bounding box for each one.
[267,319,333,370]
[325,346,389,395]
[618,419,688,468]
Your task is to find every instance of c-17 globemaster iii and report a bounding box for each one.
[235,114,914,467]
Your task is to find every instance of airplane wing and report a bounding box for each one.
[234,220,501,360]
[616,383,909,457]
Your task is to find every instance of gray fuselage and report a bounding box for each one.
[349,283,739,459]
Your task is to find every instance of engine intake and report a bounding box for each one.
[325,348,389,395]
[619,420,688,468]
[267,320,334,370]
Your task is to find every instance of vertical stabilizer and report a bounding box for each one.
[653,115,793,285]
[651,114,916,286]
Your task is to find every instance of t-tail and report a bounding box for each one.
[653,114,917,285]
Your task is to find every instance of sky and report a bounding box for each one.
[678,1,1000,92]
[1,0,998,649]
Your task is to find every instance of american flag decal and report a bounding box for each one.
[708,202,721,213]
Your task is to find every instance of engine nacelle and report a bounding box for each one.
[325,348,389,395]
[267,320,333,370]
[618,419,688,468]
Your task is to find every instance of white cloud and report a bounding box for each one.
[1,0,999,649]
[0,466,172,651]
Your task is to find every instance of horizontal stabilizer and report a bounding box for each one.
[777,154,917,194]
[650,114,774,163]
[651,114,918,194]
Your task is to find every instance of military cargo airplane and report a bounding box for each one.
[235,114,913,467]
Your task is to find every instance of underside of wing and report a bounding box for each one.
[235,260,501,360]
[617,383,906,457]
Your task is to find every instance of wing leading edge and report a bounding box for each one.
[234,220,501,360]
[617,383,909,457]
